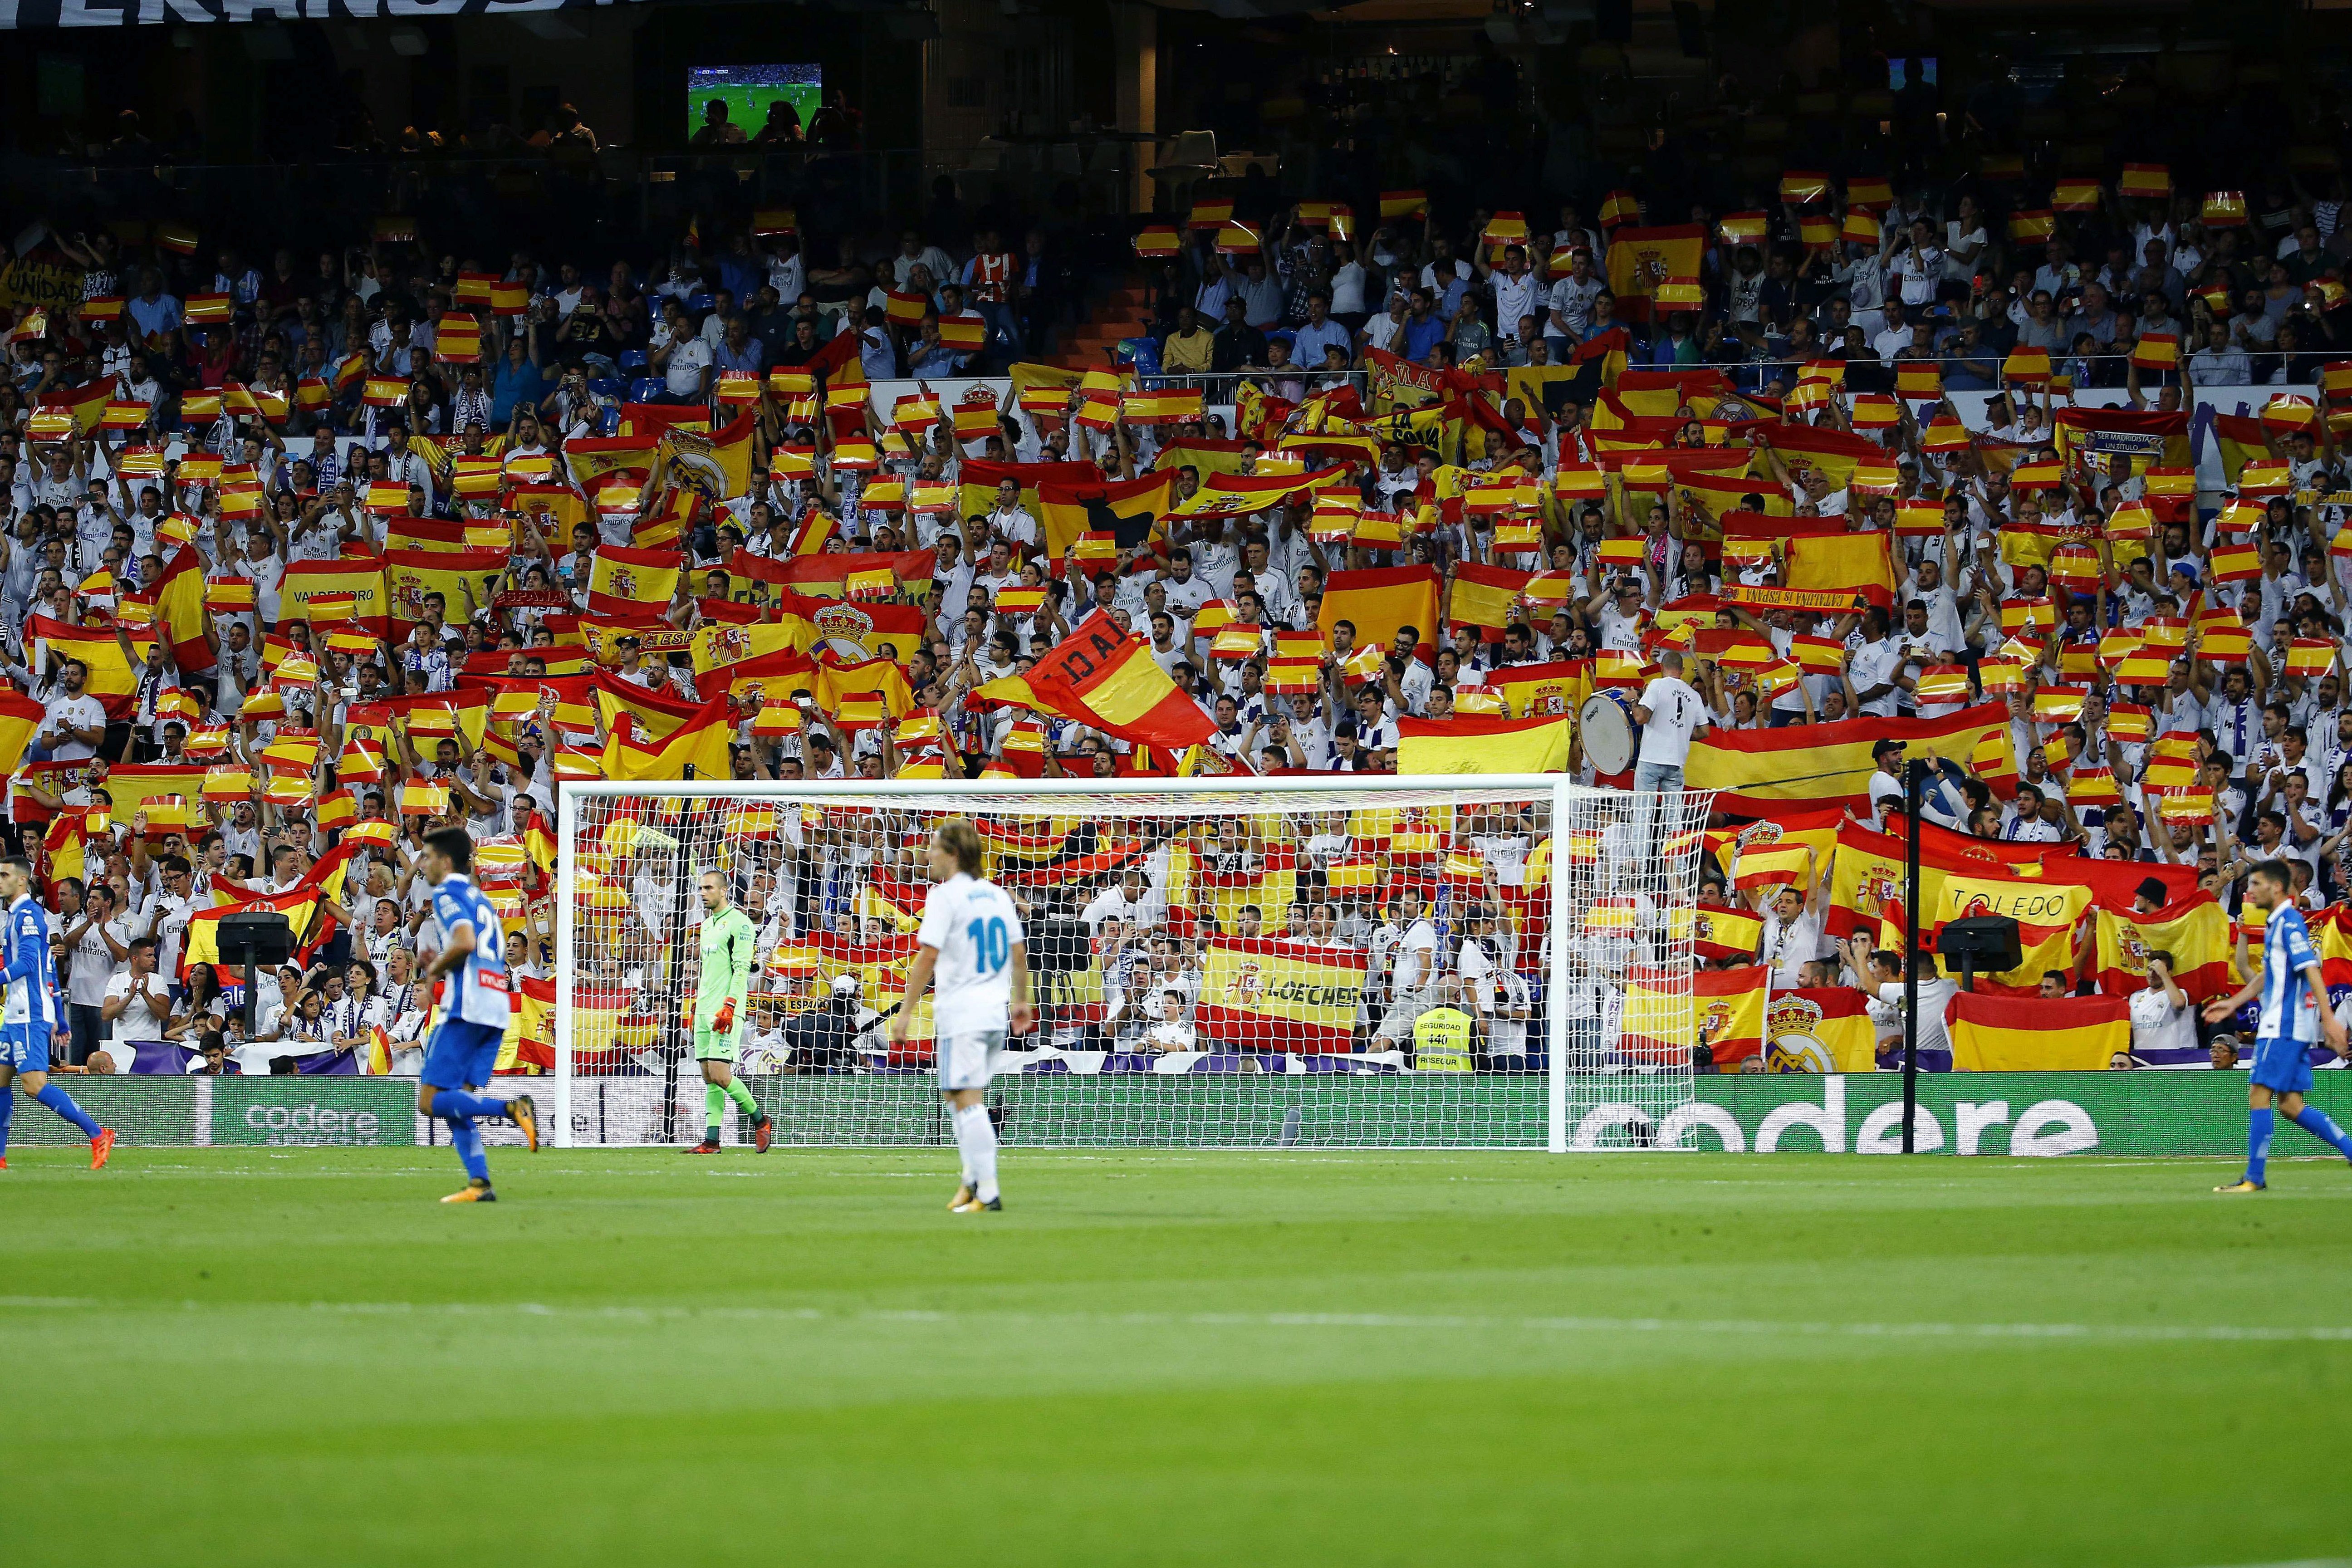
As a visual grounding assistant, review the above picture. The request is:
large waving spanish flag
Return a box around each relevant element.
[496,975,560,1073]
[102,762,218,823]
[1035,468,1173,558]
[1620,964,1766,1068]
[25,617,148,721]
[956,458,1105,529]
[386,547,508,623]
[1195,937,1366,1054]
[656,411,757,501]
[2087,895,2234,1002]
[592,667,710,746]
[1396,714,1570,774]
[1687,702,2009,815]
[1022,611,1215,750]
[1947,991,2128,1070]
[602,694,731,781]
[0,690,43,775]
[134,545,215,674]
[1318,565,1443,654]
[1603,224,1707,323]
[281,559,393,628]
[587,544,684,619]
[2208,412,2267,488]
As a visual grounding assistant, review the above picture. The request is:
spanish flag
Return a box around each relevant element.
[883,289,928,325]
[1931,872,2093,993]
[0,690,44,776]
[434,315,483,363]
[587,544,683,618]
[1034,468,1172,558]
[386,547,508,626]
[602,694,732,781]
[1194,937,1365,1053]
[1733,842,1814,892]
[25,617,147,720]
[592,667,712,748]
[2120,164,2171,200]
[2052,176,2102,211]
[179,856,356,978]
[1604,225,1708,322]
[1014,613,1213,749]
[1395,714,1570,774]
[280,559,392,627]
[1688,702,2009,815]
[656,411,757,501]
[957,457,1106,531]
[1948,991,2129,1070]
[1447,562,1531,636]
[2088,895,2234,1003]
[1317,565,1442,654]
[1691,903,1764,964]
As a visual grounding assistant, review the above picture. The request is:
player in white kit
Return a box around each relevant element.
[891,817,1032,1213]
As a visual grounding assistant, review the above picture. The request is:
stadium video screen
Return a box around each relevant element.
[688,64,821,139]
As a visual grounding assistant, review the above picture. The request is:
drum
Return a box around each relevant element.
[1578,690,1640,776]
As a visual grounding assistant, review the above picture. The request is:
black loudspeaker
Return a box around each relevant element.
[1937,915,2021,975]
[1026,918,1094,975]
[216,910,295,969]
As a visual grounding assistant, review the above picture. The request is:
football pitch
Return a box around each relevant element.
[3,1147,2349,1567]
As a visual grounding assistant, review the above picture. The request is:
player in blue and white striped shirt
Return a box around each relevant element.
[0,856,113,1171]
[2203,859,2352,1192]
[415,828,537,1203]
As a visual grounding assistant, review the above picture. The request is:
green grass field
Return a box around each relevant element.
[4,1146,2350,1566]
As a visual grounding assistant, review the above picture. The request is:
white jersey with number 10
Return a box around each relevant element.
[917,871,1026,1038]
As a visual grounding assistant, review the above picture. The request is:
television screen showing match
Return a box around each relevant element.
[686,64,821,141]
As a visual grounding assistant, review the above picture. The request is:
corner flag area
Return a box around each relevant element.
[3,1149,2348,1566]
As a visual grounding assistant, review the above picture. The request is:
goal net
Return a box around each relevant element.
[551,779,1714,1150]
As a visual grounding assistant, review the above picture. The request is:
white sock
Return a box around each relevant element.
[953,1103,999,1202]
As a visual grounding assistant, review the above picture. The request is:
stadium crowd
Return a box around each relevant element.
[0,153,2347,1078]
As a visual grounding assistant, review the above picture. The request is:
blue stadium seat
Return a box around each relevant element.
[627,377,665,403]
[597,407,621,436]
[587,377,622,400]
[686,292,715,314]
[617,350,649,372]
[1117,337,1164,386]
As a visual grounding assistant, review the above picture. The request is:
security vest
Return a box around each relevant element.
[1413,1006,1476,1072]
[969,253,1015,304]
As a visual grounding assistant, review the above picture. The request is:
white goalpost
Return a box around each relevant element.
[551,777,1714,1152]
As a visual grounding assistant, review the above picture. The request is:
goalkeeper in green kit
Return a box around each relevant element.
[686,868,775,1155]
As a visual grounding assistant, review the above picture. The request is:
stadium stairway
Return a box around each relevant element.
[1041,281,1152,370]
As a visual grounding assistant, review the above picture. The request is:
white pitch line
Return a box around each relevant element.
[1,1296,2349,1346]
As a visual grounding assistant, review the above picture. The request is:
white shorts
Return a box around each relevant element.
[939,1030,1006,1092]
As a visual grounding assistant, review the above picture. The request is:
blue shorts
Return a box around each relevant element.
[421,1019,506,1091]
[0,1022,48,1075]
[2251,1035,2316,1097]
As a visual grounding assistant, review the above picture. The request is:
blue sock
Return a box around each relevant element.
[446,1116,490,1183]
[2248,1106,2275,1185]
[34,1083,101,1139]
[431,1089,506,1120]
[2289,1103,2352,1159]
[0,1086,14,1158]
